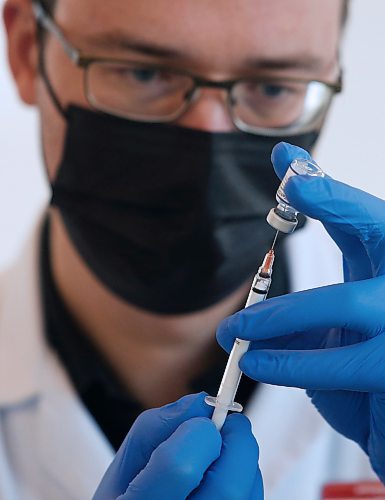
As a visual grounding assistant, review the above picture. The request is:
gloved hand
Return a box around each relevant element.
[93,392,263,499]
[217,142,385,484]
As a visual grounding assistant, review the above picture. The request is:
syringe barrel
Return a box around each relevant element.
[246,274,271,307]
[216,285,267,408]
[208,254,273,430]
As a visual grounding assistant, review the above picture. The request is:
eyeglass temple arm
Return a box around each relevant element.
[32,1,80,64]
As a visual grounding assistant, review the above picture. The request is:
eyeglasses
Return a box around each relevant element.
[33,1,342,137]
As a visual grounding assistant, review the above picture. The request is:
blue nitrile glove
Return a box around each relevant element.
[217,142,385,484]
[93,392,263,499]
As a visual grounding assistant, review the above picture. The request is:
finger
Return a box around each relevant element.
[271,141,312,180]
[271,142,375,279]
[239,334,385,392]
[285,175,385,276]
[189,414,260,499]
[94,393,212,498]
[217,278,385,352]
[124,418,221,499]
[247,328,364,352]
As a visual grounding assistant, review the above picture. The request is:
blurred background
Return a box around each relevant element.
[1,0,385,268]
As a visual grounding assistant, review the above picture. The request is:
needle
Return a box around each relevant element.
[271,229,279,251]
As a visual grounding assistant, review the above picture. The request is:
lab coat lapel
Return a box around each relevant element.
[0,218,114,499]
[35,351,114,499]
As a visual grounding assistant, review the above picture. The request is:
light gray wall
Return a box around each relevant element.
[316,0,385,192]
[1,0,385,267]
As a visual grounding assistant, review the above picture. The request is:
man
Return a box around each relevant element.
[2,0,374,498]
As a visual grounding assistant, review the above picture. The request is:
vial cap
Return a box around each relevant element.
[266,208,298,233]
[290,158,325,177]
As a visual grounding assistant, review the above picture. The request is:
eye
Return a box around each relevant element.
[131,68,159,83]
[260,84,287,97]
[241,80,294,102]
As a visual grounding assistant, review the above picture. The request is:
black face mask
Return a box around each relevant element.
[50,106,318,314]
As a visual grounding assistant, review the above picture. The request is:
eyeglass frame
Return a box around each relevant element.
[32,0,343,136]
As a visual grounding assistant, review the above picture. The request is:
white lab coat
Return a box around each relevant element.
[0,216,376,500]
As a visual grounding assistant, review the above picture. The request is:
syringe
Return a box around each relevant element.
[205,239,277,431]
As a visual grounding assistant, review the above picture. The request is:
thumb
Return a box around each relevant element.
[93,393,212,499]
[123,418,221,499]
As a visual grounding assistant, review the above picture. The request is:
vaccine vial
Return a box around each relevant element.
[267,158,325,233]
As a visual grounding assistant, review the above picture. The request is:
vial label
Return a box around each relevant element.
[276,158,324,205]
[276,166,296,204]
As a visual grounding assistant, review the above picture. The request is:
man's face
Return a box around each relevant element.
[6,0,343,179]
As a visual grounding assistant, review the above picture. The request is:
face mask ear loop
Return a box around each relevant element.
[37,36,69,121]
[35,25,70,188]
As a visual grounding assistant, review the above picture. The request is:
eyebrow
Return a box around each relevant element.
[246,55,329,73]
[82,32,184,59]
[82,32,330,73]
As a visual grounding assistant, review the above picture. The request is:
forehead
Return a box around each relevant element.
[57,0,343,74]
